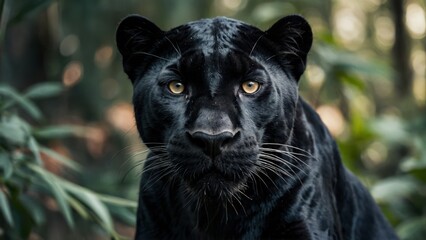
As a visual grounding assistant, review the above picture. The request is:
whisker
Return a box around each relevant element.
[141,164,174,191]
[164,36,182,56]
[261,143,312,156]
[254,166,281,190]
[259,151,309,173]
[266,51,298,62]
[140,160,170,174]
[231,193,247,216]
[132,51,170,61]
[121,153,169,182]
[258,157,291,174]
[260,146,312,159]
[259,156,304,187]
[227,194,239,215]
[260,148,312,170]
[260,143,316,164]
[248,168,269,191]
[249,33,265,57]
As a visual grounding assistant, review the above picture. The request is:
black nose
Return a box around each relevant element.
[187,131,236,159]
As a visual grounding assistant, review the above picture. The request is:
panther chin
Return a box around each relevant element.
[182,166,251,200]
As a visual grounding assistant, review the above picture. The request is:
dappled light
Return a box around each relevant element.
[374,15,395,48]
[106,102,136,133]
[406,2,426,38]
[316,105,346,137]
[62,61,83,87]
[334,6,366,49]
[60,35,80,57]
[95,45,114,69]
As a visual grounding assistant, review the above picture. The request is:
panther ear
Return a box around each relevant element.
[116,15,164,81]
[265,15,313,80]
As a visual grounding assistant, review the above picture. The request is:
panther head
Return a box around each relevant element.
[116,15,312,200]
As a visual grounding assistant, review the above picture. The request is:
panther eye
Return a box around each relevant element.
[241,81,260,94]
[167,80,185,94]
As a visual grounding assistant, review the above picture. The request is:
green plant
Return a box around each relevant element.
[370,115,426,240]
[0,83,137,239]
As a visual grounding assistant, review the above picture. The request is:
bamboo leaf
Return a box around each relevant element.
[108,206,136,226]
[62,182,113,232]
[0,153,13,179]
[371,177,419,203]
[19,195,45,226]
[24,82,63,99]
[29,164,74,228]
[67,196,90,219]
[315,45,391,78]
[40,146,81,171]
[96,194,137,208]
[0,86,42,120]
[0,190,14,226]
[28,137,42,165]
[33,125,87,139]
[59,180,134,236]
[397,217,426,240]
[0,115,31,146]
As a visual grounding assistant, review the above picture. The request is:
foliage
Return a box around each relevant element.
[370,115,426,240]
[0,83,137,239]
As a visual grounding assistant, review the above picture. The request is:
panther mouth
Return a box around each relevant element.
[184,168,247,198]
[168,134,259,198]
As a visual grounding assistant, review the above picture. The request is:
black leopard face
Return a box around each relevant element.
[116,16,312,199]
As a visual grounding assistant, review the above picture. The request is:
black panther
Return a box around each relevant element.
[116,14,398,239]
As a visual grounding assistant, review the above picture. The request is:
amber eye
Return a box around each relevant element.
[167,80,185,94]
[241,81,260,94]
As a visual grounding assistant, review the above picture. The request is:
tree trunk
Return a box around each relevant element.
[390,0,413,97]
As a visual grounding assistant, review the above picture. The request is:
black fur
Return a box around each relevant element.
[116,15,398,240]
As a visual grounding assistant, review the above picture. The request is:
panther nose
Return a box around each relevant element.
[187,131,237,159]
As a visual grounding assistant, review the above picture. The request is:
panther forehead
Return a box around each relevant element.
[184,17,248,55]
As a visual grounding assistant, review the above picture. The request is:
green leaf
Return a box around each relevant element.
[0,86,42,120]
[0,190,14,226]
[338,72,365,91]
[0,115,31,146]
[62,181,114,232]
[0,153,13,179]
[78,191,113,229]
[67,196,90,219]
[96,194,137,208]
[108,206,136,226]
[33,125,87,139]
[28,137,42,165]
[19,195,45,226]
[401,157,426,172]
[397,217,426,240]
[8,188,33,239]
[371,177,419,203]
[40,146,81,171]
[28,164,74,228]
[315,45,391,78]
[371,116,408,143]
[401,158,426,183]
[24,82,63,99]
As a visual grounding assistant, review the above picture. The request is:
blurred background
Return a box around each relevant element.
[0,0,425,239]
